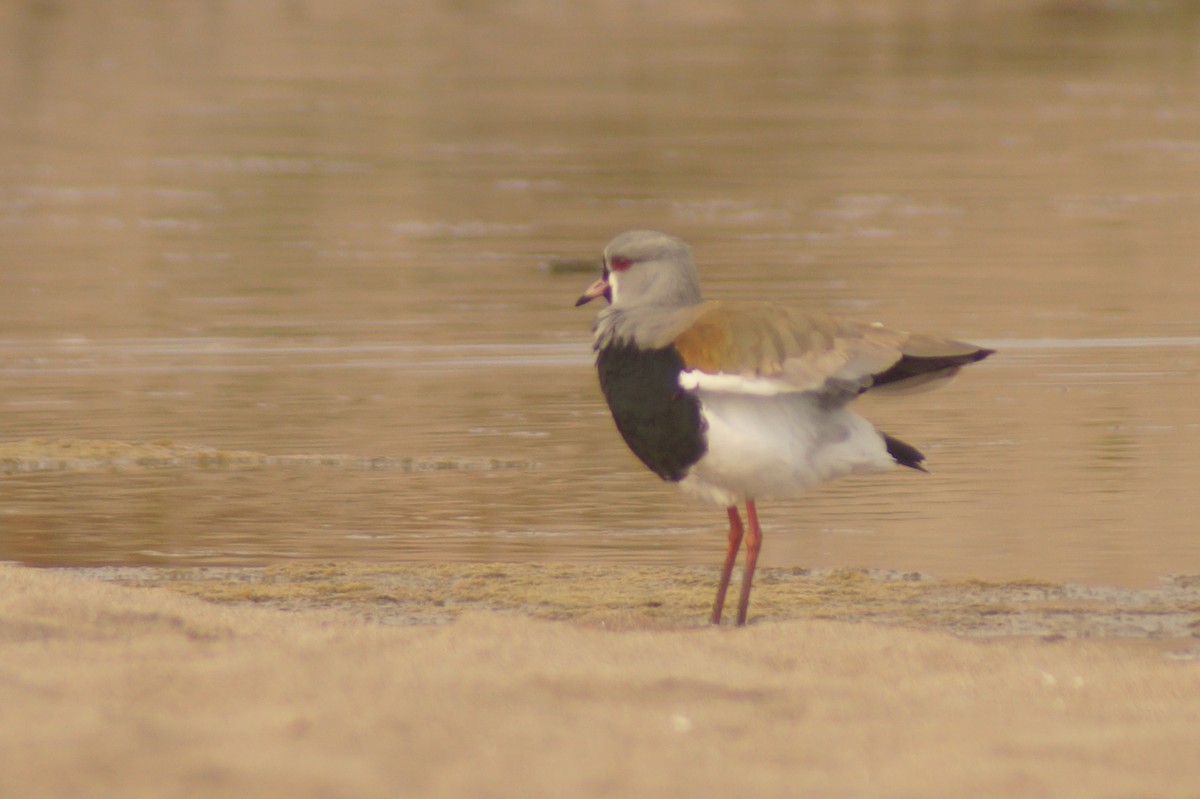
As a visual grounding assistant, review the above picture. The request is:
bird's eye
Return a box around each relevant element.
[610,256,633,272]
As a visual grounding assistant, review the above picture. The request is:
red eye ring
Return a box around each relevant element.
[610,256,633,272]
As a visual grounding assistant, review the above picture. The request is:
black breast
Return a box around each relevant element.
[595,342,707,482]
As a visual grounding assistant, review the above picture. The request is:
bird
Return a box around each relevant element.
[575,230,993,626]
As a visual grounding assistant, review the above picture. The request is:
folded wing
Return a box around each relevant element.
[672,302,993,401]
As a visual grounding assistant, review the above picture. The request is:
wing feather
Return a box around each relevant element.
[672,302,992,399]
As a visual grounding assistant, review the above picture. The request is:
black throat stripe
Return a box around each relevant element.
[595,342,707,482]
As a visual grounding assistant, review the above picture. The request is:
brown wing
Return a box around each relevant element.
[672,301,992,396]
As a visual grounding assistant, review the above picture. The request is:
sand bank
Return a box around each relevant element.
[3,563,1199,798]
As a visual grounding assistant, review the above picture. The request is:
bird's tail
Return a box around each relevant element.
[882,432,928,473]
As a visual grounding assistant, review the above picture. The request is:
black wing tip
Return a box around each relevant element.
[883,433,928,473]
[869,346,994,391]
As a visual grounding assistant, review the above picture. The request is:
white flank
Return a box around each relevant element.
[677,392,894,506]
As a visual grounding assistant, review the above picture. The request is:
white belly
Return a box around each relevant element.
[678,391,894,507]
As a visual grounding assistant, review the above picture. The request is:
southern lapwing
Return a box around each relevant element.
[575,230,993,626]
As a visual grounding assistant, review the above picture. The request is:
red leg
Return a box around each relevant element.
[735,500,762,626]
[710,506,744,625]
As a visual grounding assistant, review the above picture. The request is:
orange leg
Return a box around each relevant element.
[710,505,744,625]
[735,500,762,626]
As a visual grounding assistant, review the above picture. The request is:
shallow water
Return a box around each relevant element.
[3,1,1200,587]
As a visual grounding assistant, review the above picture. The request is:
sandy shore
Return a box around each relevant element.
[3,563,1199,798]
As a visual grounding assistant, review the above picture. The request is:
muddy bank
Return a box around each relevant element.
[81,562,1200,651]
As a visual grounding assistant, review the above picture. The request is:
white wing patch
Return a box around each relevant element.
[678,370,802,396]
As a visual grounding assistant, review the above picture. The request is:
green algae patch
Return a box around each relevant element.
[0,438,537,474]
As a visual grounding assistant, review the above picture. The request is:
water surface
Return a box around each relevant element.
[2,1,1199,587]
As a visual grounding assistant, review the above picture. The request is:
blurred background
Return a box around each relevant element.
[1,0,1198,585]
